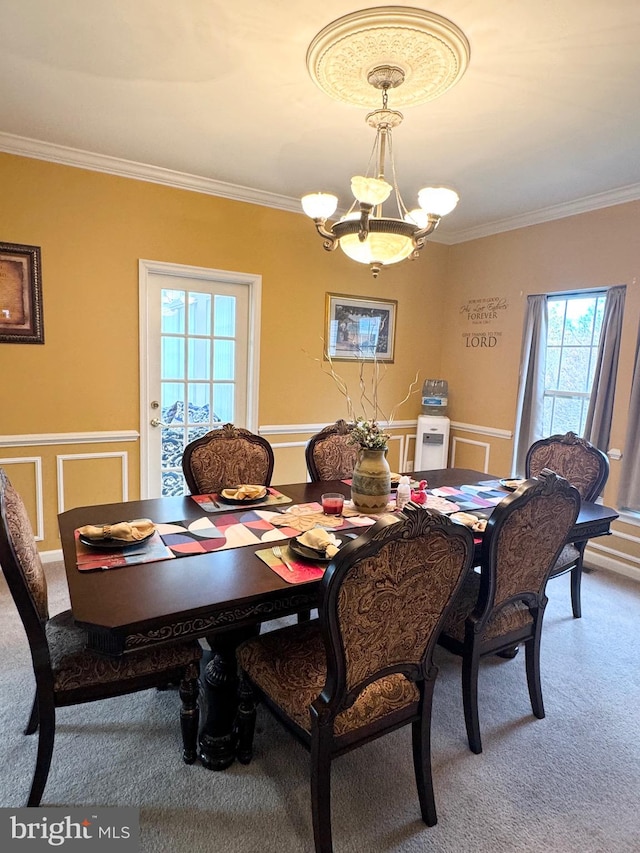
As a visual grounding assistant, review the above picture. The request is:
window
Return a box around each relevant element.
[544,292,607,436]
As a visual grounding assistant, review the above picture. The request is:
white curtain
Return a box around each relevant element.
[584,285,626,452]
[618,321,640,511]
[511,294,548,475]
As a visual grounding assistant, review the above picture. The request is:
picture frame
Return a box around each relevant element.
[0,242,44,344]
[325,292,397,362]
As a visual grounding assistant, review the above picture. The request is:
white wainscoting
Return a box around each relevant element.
[450,436,491,471]
[0,431,138,550]
[56,451,129,513]
[0,456,44,541]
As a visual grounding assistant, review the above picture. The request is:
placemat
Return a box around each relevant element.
[190,487,292,513]
[74,530,176,571]
[255,544,327,584]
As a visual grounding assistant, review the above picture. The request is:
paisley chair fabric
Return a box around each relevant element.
[236,504,475,852]
[438,470,581,754]
[0,468,202,806]
[525,432,609,617]
[182,423,274,495]
[305,419,358,482]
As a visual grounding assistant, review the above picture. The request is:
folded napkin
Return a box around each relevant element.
[297,528,341,558]
[221,484,267,500]
[77,519,155,542]
[450,512,480,529]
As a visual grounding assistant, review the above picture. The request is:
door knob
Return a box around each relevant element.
[150,418,167,428]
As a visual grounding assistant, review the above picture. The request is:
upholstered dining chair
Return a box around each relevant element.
[182,422,274,495]
[235,503,475,852]
[305,419,358,482]
[0,468,202,807]
[438,470,581,755]
[525,431,609,618]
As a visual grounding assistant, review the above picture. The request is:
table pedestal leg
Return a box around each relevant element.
[198,626,258,770]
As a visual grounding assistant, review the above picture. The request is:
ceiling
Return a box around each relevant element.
[1,0,640,244]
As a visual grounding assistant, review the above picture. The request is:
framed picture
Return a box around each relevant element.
[0,242,44,344]
[325,292,397,362]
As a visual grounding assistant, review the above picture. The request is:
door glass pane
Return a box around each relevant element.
[161,290,185,334]
[188,383,210,424]
[213,340,235,380]
[189,292,211,335]
[188,338,211,380]
[162,382,185,423]
[188,425,211,443]
[161,427,185,470]
[214,295,236,336]
[162,469,186,497]
[162,337,184,380]
[212,384,234,423]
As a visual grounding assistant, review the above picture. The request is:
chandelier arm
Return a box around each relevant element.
[311,219,340,251]
[412,215,441,242]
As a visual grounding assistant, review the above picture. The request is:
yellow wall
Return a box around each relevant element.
[0,152,448,548]
[441,204,640,485]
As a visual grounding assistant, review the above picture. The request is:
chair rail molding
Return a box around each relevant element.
[450,421,513,440]
[0,430,140,447]
[259,419,418,435]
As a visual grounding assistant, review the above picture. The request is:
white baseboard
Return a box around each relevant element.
[584,551,640,582]
[41,549,63,564]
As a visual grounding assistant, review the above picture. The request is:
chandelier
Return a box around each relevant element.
[301,7,470,278]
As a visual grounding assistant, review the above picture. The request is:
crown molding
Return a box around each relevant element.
[443,182,640,244]
[2,131,640,243]
[0,131,300,213]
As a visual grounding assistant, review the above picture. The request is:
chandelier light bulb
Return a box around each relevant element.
[301,192,339,220]
[417,186,459,217]
[405,208,429,229]
[350,176,393,206]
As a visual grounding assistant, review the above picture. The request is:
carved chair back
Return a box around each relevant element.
[305,419,359,482]
[477,470,581,628]
[525,432,609,502]
[182,423,274,494]
[317,504,474,723]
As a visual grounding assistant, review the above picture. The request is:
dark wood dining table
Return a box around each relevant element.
[57,467,618,771]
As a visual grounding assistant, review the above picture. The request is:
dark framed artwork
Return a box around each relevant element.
[325,292,397,362]
[0,242,44,344]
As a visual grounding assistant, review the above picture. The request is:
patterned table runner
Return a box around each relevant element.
[190,487,292,513]
[427,482,507,513]
[156,503,381,557]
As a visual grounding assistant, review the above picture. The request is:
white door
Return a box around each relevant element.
[139,260,261,498]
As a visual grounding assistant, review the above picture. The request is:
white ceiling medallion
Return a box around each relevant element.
[306,6,470,109]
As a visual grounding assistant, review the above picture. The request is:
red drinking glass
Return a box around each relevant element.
[321,493,345,515]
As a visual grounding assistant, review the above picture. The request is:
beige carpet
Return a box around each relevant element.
[0,561,638,852]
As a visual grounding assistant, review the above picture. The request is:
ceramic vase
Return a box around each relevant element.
[351,448,391,514]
